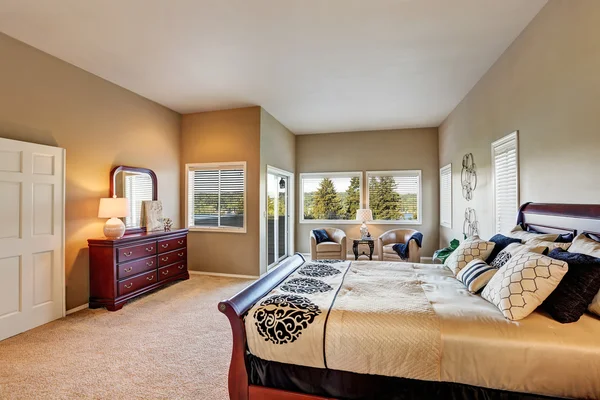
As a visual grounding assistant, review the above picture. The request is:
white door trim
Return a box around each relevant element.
[265,166,294,271]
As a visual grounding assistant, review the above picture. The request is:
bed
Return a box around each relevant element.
[218,203,600,400]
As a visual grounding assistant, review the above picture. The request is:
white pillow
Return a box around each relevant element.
[568,234,600,316]
[481,252,568,321]
[527,238,571,251]
[508,225,559,243]
[456,259,497,293]
[489,242,548,269]
[444,237,495,276]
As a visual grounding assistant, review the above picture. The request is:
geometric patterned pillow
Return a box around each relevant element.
[481,252,568,321]
[444,237,495,276]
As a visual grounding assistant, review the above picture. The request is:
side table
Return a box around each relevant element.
[352,239,374,260]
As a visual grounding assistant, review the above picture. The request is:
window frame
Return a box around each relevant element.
[439,164,452,228]
[366,170,423,225]
[185,161,247,233]
[299,171,363,224]
[491,131,519,234]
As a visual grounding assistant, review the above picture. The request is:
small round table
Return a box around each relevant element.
[352,238,375,260]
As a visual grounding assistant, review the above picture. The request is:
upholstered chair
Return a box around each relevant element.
[377,229,421,262]
[310,228,347,260]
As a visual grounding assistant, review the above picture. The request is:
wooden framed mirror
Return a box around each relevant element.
[110,166,158,234]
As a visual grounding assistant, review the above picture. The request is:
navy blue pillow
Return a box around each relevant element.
[313,229,330,245]
[486,234,522,264]
[544,249,600,323]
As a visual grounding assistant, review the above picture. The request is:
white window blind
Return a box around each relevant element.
[440,164,452,228]
[124,173,153,228]
[366,170,421,223]
[300,172,362,222]
[492,132,519,234]
[186,163,246,231]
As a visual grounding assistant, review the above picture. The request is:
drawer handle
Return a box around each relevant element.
[161,257,169,262]
[177,252,184,257]
[162,244,169,249]
[178,265,185,270]
[162,270,169,276]
[123,251,133,257]
[177,240,184,245]
[124,283,133,289]
[146,247,154,252]
[124,267,133,273]
[146,261,154,267]
[147,275,154,281]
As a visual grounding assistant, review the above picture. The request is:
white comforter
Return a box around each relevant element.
[245,260,600,399]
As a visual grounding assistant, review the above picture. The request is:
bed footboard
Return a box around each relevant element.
[218,254,307,400]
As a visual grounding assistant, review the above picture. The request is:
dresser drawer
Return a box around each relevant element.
[158,262,187,281]
[117,241,157,262]
[158,248,187,267]
[117,256,157,280]
[118,270,157,297]
[158,236,186,254]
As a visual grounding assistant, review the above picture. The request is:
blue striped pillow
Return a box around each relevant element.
[456,259,497,293]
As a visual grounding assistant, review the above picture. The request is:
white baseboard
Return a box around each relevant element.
[66,303,88,315]
[188,270,259,279]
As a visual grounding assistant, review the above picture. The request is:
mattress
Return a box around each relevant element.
[246,261,600,399]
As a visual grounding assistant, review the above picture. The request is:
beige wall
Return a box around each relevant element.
[0,33,181,310]
[439,0,600,246]
[259,109,296,274]
[180,107,261,276]
[296,128,439,258]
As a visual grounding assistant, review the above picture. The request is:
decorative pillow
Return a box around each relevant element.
[313,229,330,245]
[508,225,559,243]
[444,237,495,276]
[527,238,571,251]
[568,233,600,258]
[485,234,522,264]
[526,226,574,243]
[481,252,568,321]
[456,259,498,293]
[568,233,600,317]
[543,249,600,323]
[489,243,548,269]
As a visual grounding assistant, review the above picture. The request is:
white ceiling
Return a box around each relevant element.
[0,0,546,134]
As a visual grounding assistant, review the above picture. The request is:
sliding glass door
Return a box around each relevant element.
[267,172,289,268]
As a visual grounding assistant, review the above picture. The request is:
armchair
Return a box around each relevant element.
[310,228,347,260]
[377,229,421,262]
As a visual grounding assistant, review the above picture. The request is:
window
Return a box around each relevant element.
[492,131,519,234]
[300,172,362,223]
[186,162,246,232]
[123,172,153,228]
[440,164,452,228]
[366,170,421,224]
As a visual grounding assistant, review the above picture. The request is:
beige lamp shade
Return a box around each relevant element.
[356,208,373,222]
[98,197,129,218]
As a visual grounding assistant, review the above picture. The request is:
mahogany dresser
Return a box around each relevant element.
[88,228,189,311]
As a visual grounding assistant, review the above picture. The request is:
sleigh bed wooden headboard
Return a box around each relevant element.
[517,202,600,237]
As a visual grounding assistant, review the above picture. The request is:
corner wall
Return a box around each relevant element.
[180,107,262,276]
[295,128,439,258]
[439,0,600,246]
[0,33,181,310]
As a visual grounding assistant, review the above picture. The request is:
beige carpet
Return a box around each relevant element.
[0,275,253,400]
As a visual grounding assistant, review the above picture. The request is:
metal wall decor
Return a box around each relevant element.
[463,207,479,238]
[461,153,477,201]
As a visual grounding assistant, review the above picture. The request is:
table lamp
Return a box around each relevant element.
[356,209,373,239]
[98,196,129,239]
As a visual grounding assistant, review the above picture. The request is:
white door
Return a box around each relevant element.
[267,170,291,269]
[0,137,65,341]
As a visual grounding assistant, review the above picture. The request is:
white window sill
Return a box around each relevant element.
[188,227,247,234]
[299,220,360,225]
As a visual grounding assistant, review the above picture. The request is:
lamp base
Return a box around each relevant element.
[104,217,126,239]
[360,223,369,239]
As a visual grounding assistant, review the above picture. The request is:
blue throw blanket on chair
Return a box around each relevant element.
[392,232,423,260]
